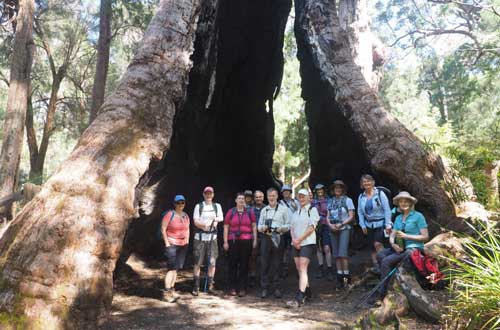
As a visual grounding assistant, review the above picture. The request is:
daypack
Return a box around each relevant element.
[198,201,220,218]
[410,249,446,290]
[228,207,253,236]
[358,186,393,223]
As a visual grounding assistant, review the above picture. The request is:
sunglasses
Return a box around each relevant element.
[176,201,185,205]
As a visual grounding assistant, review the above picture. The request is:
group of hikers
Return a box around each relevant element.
[159,174,429,307]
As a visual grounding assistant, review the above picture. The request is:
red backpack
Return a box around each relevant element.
[410,249,445,287]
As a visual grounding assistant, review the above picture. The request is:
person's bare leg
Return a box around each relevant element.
[299,257,310,292]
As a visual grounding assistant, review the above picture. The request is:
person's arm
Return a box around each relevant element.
[257,208,266,232]
[343,199,356,226]
[297,225,315,244]
[296,208,319,243]
[215,204,224,222]
[252,222,257,248]
[399,228,429,242]
[161,211,170,247]
[380,192,392,229]
[193,204,206,230]
[279,209,290,233]
[223,223,229,251]
[357,195,366,230]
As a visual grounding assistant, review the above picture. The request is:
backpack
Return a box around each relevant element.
[157,210,175,240]
[198,201,220,218]
[410,249,446,290]
[376,186,392,208]
[228,207,253,236]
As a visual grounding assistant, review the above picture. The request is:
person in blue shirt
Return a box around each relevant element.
[357,174,392,273]
[368,191,429,304]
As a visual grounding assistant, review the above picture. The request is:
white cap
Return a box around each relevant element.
[297,188,309,196]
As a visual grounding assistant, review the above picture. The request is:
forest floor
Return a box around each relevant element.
[99,249,444,330]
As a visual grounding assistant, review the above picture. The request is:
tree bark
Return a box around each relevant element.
[0,0,203,328]
[0,0,35,220]
[89,0,112,124]
[484,160,500,207]
[295,0,460,230]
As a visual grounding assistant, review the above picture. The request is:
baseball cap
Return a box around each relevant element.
[203,186,214,193]
[244,190,253,196]
[297,188,309,196]
[174,195,186,202]
[314,183,325,191]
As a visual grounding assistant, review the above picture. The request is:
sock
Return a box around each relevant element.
[337,270,343,275]
[343,270,349,275]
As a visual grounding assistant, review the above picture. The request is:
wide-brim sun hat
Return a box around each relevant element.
[330,180,347,190]
[281,184,292,192]
[393,191,417,204]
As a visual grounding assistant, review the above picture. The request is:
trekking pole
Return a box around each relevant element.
[354,254,410,308]
[204,220,216,293]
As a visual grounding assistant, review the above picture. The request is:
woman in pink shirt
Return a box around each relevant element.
[223,192,257,297]
[161,195,190,302]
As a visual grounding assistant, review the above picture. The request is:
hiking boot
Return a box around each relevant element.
[229,289,237,296]
[238,290,247,297]
[192,277,200,296]
[261,288,269,299]
[372,264,381,275]
[172,288,180,300]
[163,289,177,303]
[285,299,300,308]
[274,289,282,298]
[297,290,306,306]
[315,265,324,279]
[345,274,352,286]
[208,283,217,295]
[336,274,345,290]
[305,287,312,300]
[326,268,334,282]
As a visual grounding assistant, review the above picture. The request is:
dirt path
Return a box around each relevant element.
[100,252,441,330]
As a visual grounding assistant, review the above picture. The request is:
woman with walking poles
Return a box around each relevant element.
[367,191,429,304]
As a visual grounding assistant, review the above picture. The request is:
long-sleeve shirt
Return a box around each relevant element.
[357,188,392,229]
[257,204,290,233]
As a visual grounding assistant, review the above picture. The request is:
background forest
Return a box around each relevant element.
[0,0,499,209]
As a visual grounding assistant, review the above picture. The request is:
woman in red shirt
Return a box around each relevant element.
[161,195,190,302]
[223,192,257,297]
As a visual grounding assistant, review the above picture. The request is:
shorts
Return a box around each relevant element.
[331,229,350,258]
[164,245,188,270]
[366,227,386,246]
[321,225,332,247]
[193,238,218,267]
[293,244,315,259]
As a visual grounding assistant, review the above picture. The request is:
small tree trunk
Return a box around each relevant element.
[484,160,500,207]
[0,0,35,220]
[0,0,203,328]
[89,0,112,124]
[25,93,39,175]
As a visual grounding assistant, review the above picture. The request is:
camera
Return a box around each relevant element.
[265,219,273,231]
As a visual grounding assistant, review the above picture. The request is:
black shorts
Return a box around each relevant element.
[366,227,386,246]
[293,244,315,259]
[164,245,188,270]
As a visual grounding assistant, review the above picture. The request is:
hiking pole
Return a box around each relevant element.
[204,219,216,293]
[354,254,410,308]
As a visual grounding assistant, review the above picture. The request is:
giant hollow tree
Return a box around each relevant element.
[0,0,464,328]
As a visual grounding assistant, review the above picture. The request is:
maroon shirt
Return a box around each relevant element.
[224,208,256,240]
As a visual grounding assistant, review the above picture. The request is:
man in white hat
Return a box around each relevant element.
[368,191,429,304]
[286,188,320,308]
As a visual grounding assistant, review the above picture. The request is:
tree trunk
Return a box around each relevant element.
[0,0,35,220]
[28,74,63,182]
[295,0,459,230]
[89,0,112,124]
[484,160,500,207]
[0,0,203,328]
[25,93,38,174]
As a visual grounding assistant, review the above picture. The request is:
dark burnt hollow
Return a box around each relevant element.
[123,0,293,258]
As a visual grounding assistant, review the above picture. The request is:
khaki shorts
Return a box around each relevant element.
[193,238,218,267]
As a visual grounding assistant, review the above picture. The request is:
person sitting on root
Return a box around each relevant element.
[223,192,257,297]
[286,188,320,308]
[311,183,333,280]
[327,180,355,289]
[161,195,190,303]
[368,191,429,304]
[357,174,392,274]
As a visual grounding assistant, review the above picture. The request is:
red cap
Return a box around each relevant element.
[203,186,214,193]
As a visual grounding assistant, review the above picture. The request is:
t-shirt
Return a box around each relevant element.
[393,210,428,250]
[279,198,299,220]
[224,208,256,240]
[312,198,329,224]
[163,211,190,246]
[193,202,223,233]
[253,204,266,225]
[327,196,355,230]
[290,204,320,247]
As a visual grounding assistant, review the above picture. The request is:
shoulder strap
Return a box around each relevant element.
[308,205,314,217]
[198,202,204,218]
